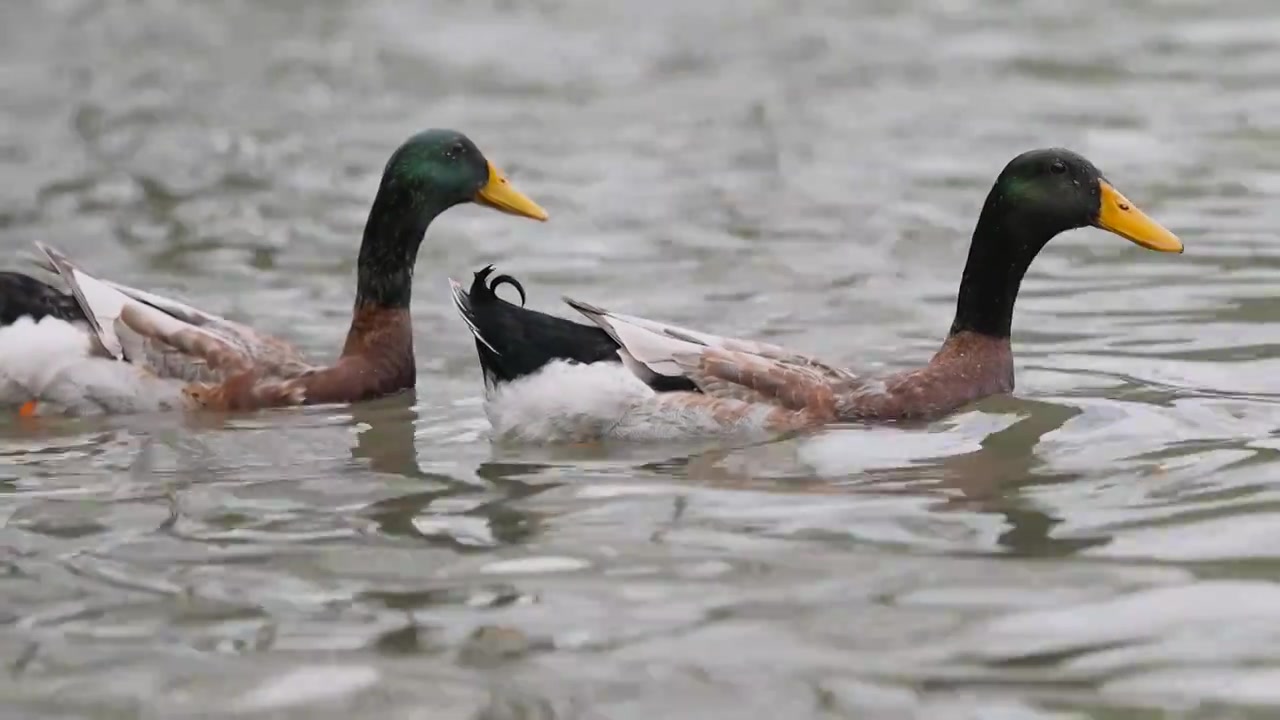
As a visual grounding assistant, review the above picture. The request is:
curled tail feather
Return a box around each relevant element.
[450,264,527,355]
[472,264,527,307]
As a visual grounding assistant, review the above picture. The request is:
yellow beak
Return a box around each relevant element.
[474,161,549,221]
[1094,181,1182,253]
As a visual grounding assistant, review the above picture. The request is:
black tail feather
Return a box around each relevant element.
[451,265,622,385]
[481,268,526,308]
[0,272,85,326]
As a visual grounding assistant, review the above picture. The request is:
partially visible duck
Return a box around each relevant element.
[0,129,547,417]
[450,148,1184,443]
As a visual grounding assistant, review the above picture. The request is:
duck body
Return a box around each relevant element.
[452,148,1185,444]
[0,129,547,418]
[0,244,323,416]
[453,267,1014,443]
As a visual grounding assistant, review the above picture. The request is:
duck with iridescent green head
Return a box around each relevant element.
[0,128,547,416]
[450,148,1184,443]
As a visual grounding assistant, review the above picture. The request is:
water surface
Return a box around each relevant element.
[3,0,1280,717]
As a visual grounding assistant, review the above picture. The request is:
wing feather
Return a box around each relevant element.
[562,295,862,414]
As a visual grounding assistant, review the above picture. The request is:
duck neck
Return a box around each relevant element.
[342,189,447,360]
[352,189,446,310]
[947,193,1050,339]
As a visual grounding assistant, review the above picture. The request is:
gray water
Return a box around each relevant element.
[3,0,1280,717]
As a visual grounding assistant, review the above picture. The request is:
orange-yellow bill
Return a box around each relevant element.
[1095,181,1183,253]
[474,161,549,221]
[19,401,37,418]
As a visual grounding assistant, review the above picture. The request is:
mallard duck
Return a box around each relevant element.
[0,129,547,417]
[450,148,1183,443]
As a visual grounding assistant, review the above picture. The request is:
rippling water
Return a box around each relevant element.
[3,0,1280,717]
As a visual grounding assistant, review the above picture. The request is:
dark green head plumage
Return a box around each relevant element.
[993,148,1106,233]
[356,128,547,309]
[949,147,1183,338]
[379,129,493,209]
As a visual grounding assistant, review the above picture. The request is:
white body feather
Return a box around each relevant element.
[482,360,653,442]
[0,316,186,415]
[482,360,782,443]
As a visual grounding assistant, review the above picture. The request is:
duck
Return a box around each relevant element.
[0,128,547,417]
[450,148,1184,443]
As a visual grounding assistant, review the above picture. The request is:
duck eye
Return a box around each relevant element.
[1050,160,1067,175]
[446,142,466,160]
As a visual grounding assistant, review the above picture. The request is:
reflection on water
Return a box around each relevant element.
[5,0,1280,717]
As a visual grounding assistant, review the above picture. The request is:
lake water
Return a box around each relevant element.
[3,0,1280,717]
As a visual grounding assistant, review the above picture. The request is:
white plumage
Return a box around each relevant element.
[0,315,186,415]
[0,242,314,417]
